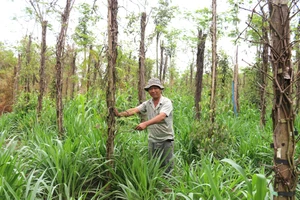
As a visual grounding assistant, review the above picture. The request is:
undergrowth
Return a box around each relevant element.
[0,87,297,199]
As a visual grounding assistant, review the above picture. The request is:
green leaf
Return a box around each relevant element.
[203,161,222,200]
[252,174,268,200]
[221,158,253,198]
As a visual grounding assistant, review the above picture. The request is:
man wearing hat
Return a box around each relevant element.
[114,77,174,174]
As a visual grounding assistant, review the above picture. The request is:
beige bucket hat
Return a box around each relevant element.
[144,78,164,91]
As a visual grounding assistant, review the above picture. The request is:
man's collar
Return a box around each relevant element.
[151,95,164,104]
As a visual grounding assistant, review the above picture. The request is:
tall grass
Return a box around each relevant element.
[0,133,25,199]
[0,87,297,199]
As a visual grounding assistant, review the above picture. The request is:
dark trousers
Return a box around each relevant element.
[148,140,174,174]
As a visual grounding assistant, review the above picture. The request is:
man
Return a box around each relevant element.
[114,78,174,174]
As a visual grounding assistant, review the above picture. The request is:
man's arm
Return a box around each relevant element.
[114,107,140,117]
[135,112,166,130]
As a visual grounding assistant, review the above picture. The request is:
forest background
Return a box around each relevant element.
[0,0,299,199]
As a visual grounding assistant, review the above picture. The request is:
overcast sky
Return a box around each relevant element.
[0,0,212,44]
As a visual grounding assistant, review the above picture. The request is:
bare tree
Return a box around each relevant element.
[195,29,207,120]
[38,20,48,117]
[295,18,300,113]
[92,47,105,86]
[268,1,298,199]
[138,12,146,105]
[13,54,21,104]
[159,40,164,81]
[162,52,168,83]
[233,46,239,114]
[27,0,54,118]
[24,35,32,105]
[106,0,118,187]
[190,49,195,88]
[138,12,147,122]
[55,0,74,134]
[86,45,93,100]
[210,0,217,134]
[153,1,176,77]
[70,50,77,100]
[260,9,269,126]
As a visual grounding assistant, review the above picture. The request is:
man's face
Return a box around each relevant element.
[148,86,162,99]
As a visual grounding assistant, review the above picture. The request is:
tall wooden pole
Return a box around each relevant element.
[210,0,217,134]
[268,1,297,199]
[37,20,47,118]
[138,12,146,105]
[106,0,118,188]
[55,0,74,134]
[195,29,207,120]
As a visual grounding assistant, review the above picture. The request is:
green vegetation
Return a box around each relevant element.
[1,0,299,199]
[1,85,294,200]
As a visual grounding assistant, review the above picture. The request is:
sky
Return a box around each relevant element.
[0,0,254,72]
[1,0,27,45]
[0,0,211,44]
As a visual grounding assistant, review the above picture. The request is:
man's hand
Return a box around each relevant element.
[113,108,121,117]
[135,112,166,130]
[135,122,147,130]
[114,108,129,117]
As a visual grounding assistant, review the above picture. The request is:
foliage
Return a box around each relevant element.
[1,1,300,199]
[245,10,267,45]
[0,80,298,199]
[241,67,260,106]
[184,7,211,32]
[0,44,17,108]
[0,43,17,70]
[222,158,270,200]
[0,35,295,198]
[153,0,178,33]
[225,0,244,39]
[0,133,26,199]
[13,92,38,117]
[112,151,165,199]
[73,2,99,48]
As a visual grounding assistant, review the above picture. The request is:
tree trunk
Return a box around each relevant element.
[295,18,300,113]
[195,29,207,120]
[25,35,32,105]
[64,47,74,99]
[138,12,147,122]
[37,20,48,118]
[189,63,193,88]
[93,48,104,86]
[169,55,174,87]
[13,54,21,104]
[71,51,77,100]
[92,59,98,86]
[87,45,93,100]
[156,32,160,77]
[124,52,132,83]
[55,0,73,134]
[138,12,146,104]
[190,50,194,89]
[106,0,118,188]
[159,40,164,81]
[268,1,298,199]
[260,16,269,126]
[233,46,239,115]
[210,0,217,134]
[64,49,70,99]
[162,53,168,84]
